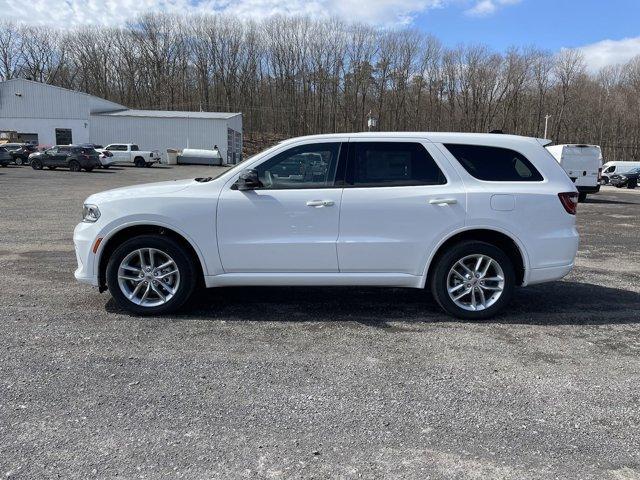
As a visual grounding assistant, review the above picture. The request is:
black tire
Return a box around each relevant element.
[134,157,146,168]
[627,179,637,189]
[31,159,43,170]
[15,157,24,166]
[430,241,516,320]
[578,192,587,202]
[615,184,623,189]
[68,160,81,172]
[106,235,197,316]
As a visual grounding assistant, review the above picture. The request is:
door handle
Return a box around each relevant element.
[306,200,335,207]
[429,198,458,205]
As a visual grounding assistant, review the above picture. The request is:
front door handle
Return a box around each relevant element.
[306,200,335,207]
[429,198,458,205]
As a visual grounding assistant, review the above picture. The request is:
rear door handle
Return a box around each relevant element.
[306,200,335,207]
[429,198,458,205]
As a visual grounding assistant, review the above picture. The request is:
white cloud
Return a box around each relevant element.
[464,0,520,17]
[0,0,445,27]
[574,37,640,72]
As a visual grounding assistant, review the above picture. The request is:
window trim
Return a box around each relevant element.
[251,141,347,191]
[344,140,449,189]
[442,143,545,183]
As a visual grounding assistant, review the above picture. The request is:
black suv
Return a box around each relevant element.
[0,146,12,167]
[30,145,101,172]
[2,143,39,165]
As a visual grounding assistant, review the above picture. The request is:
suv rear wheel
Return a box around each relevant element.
[430,241,515,320]
[106,235,197,315]
[69,160,81,172]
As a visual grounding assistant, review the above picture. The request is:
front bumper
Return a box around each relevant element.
[73,221,100,286]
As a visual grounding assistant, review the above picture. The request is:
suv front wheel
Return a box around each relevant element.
[430,241,515,320]
[106,235,197,315]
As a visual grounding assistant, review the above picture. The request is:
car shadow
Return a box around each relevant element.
[585,197,639,205]
[105,281,640,327]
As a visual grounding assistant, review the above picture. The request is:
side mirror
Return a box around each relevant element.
[233,169,262,191]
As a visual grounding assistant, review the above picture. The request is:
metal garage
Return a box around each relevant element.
[0,78,243,164]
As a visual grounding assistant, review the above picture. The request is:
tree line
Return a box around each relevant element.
[1,14,640,160]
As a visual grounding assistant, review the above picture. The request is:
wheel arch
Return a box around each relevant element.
[422,227,529,288]
[96,223,206,291]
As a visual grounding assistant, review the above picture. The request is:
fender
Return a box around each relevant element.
[418,224,531,288]
[92,217,210,279]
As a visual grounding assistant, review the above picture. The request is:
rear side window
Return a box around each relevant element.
[348,142,446,187]
[131,145,139,151]
[444,144,543,182]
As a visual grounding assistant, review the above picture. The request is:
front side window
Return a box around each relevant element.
[255,142,342,189]
[444,144,543,182]
[347,142,446,187]
[131,145,139,151]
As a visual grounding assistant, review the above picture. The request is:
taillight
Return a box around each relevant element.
[558,192,578,215]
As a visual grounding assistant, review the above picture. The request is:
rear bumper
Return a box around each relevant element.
[526,262,574,285]
[576,185,600,194]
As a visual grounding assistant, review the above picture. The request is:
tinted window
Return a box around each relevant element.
[347,142,445,187]
[107,145,126,151]
[131,145,139,151]
[444,144,543,182]
[255,143,341,189]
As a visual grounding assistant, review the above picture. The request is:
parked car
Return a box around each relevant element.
[74,132,579,320]
[609,167,640,189]
[2,142,39,165]
[0,146,12,166]
[601,161,640,185]
[97,143,161,167]
[546,144,602,202]
[80,143,116,168]
[30,145,101,172]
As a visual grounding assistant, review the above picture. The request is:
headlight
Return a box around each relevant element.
[82,204,101,223]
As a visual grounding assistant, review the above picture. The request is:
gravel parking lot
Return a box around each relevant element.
[1,164,639,479]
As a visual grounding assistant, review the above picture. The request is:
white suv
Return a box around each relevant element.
[74,133,579,319]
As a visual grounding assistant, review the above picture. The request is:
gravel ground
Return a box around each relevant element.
[1,164,639,480]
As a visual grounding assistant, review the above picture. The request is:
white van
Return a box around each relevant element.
[545,144,602,201]
[601,161,640,185]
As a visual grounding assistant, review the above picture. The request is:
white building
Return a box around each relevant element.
[0,78,243,163]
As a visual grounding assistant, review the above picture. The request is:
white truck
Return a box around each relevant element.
[98,144,162,168]
[545,144,602,202]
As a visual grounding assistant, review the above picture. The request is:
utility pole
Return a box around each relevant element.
[544,114,551,139]
[367,110,377,132]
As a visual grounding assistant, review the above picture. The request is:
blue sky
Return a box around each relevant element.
[4,0,640,71]
[416,0,640,52]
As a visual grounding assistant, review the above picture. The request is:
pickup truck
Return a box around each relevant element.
[98,144,162,168]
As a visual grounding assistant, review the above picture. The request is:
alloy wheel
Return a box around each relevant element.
[446,254,505,312]
[117,248,181,307]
